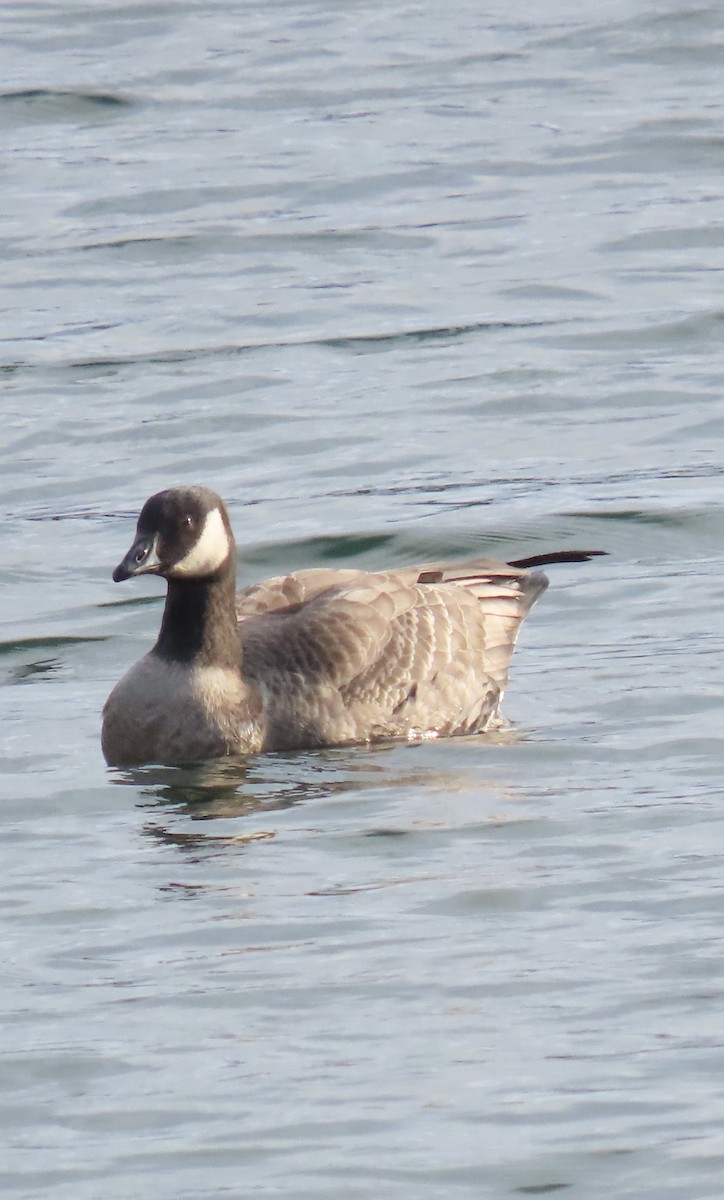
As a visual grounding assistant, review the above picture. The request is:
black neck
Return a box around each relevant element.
[154,554,240,668]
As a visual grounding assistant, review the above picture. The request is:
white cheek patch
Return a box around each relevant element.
[172,507,230,577]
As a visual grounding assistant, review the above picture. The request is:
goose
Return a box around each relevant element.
[101,486,602,767]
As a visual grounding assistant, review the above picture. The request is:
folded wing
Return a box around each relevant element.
[236,560,547,751]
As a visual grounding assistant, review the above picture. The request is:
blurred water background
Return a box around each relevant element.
[1,1,724,1197]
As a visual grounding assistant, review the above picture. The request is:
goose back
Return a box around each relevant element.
[236,559,547,751]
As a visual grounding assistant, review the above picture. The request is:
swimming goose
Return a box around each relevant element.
[101,486,602,767]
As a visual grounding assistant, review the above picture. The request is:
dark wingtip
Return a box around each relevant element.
[509,549,608,569]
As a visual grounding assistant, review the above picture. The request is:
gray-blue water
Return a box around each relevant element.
[2,1,724,1197]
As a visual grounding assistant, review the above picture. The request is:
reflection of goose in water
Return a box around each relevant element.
[102,486,603,768]
[127,739,532,864]
[114,750,358,821]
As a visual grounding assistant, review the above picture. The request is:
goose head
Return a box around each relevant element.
[113,486,235,583]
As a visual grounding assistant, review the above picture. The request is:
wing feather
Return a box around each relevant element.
[237,560,547,750]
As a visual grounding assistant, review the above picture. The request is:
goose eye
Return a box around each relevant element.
[184,514,194,528]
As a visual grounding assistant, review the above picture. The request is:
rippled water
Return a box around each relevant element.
[2,1,724,1197]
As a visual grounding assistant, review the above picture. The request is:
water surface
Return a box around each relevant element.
[1,2,724,1197]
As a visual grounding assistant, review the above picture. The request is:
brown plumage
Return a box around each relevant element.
[101,486,602,767]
